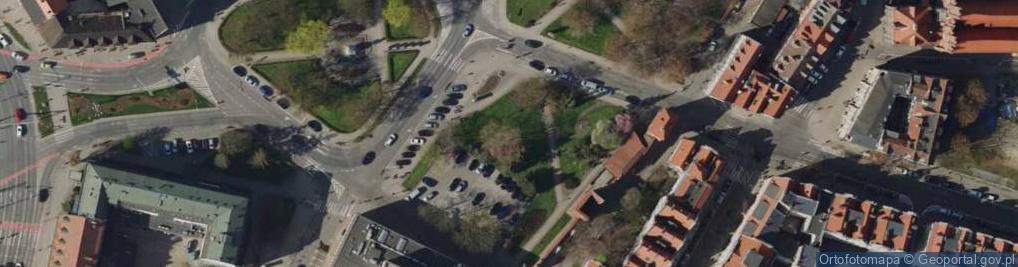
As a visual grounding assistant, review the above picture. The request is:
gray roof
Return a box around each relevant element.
[848,70,913,149]
[34,0,167,48]
[744,250,766,267]
[76,164,248,263]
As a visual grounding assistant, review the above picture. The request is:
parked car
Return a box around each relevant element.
[544,67,558,76]
[10,51,26,61]
[448,84,467,92]
[405,186,427,201]
[418,86,433,98]
[0,34,10,47]
[402,151,416,158]
[472,193,486,206]
[163,142,173,156]
[447,93,464,100]
[258,85,274,97]
[580,79,603,91]
[450,178,463,192]
[427,113,445,121]
[489,202,504,215]
[37,188,49,202]
[15,124,25,137]
[423,191,439,202]
[232,65,247,76]
[474,162,487,175]
[480,164,495,177]
[434,106,450,114]
[410,137,426,145]
[965,189,983,199]
[307,120,323,132]
[982,193,999,202]
[185,139,195,154]
[463,24,475,37]
[442,98,459,106]
[468,159,480,171]
[14,108,26,123]
[384,133,399,147]
[454,179,467,192]
[12,65,28,73]
[524,39,543,48]
[40,61,57,69]
[422,177,438,187]
[246,75,260,86]
[424,122,439,128]
[206,138,219,150]
[598,86,616,96]
[528,60,545,70]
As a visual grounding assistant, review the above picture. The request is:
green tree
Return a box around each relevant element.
[590,120,622,149]
[220,130,255,157]
[248,148,270,169]
[120,136,135,152]
[382,0,412,28]
[214,153,230,169]
[452,213,500,253]
[285,20,330,54]
[480,122,524,166]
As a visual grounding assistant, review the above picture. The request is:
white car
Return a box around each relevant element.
[384,133,398,147]
[405,186,426,201]
[0,34,10,48]
[544,67,558,76]
[40,61,56,69]
[15,124,26,137]
[424,122,438,128]
[185,140,194,154]
[410,137,426,145]
[10,51,25,61]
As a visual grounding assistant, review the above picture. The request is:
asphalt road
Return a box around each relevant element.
[0,51,42,263]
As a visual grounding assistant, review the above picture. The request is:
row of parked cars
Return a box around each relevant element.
[232,65,275,98]
[528,60,616,96]
[922,175,999,202]
[162,138,219,156]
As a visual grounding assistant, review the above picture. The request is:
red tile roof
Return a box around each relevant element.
[869,206,915,251]
[646,108,675,142]
[709,35,764,102]
[825,194,875,240]
[50,215,104,267]
[669,138,697,171]
[724,235,776,267]
[894,0,1018,54]
[605,134,648,180]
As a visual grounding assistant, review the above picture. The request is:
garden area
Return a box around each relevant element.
[388,50,420,80]
[253,60,384,133]
[32,87,55,137]
[939,76,1018,188]
[67,84,213,125]
[220,0,345,53]
[507,0,558,27]
[383,0,435,40]
[543,13,619,55]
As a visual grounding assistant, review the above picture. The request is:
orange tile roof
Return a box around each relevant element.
[709,35,763,102]
[870,206,914,251]
[583,259,604,267]
[991,238,1013,252]
[924,222,949,252]
[669,138,697,171]
[605,134,647,180]
[659,201,698,230]
[724,235,775,267]
[892,4,938,46]
[896,0,1018,54]
[825,194,874,240]
[50,215,104,267]
[646,108,675,142]
[630,241,674,267]
[646,224,686,249]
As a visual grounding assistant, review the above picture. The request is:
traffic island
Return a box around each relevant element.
[67,83,214,125]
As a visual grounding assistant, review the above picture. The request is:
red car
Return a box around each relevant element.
[14,108,26,123]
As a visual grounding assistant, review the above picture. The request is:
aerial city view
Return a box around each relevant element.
[0,0,1017,266]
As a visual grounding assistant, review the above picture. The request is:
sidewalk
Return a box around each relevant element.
[44,86,71,132]
[520,164,605,251]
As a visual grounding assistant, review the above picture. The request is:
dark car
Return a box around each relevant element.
[450,178,463,191]
[276,98,291,109]
[447,93,464,99]
[454,151,469,164]
[396,159,412,166]
[422,176,438,187]
[418,86,433,98]
[472,193,486,206]
[468,159,480,171]
[12,65,29,73]
[38,188,49,202]
[448,84,467,92]
[528,60,545,70]
[524,39,543,48]
[232,65,248,76]
[418,129,434,137]
[442,98,459,106]
[489,202,504,215]
[463,24,475,37]
[14,108,26,123]
[407,145,421,152]
[625,95,643,106]
[362,151,376,165]
[259,85,274,97]
[307,120,323,132]
[481,164,495,177]
[434,106,450,114]
[402,151,416,158]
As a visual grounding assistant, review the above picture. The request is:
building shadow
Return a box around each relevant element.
[155,0,237,37]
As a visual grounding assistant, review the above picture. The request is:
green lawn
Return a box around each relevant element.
[3,22,30,51]
[543,14,619,55]
[68,85,213,125]
[384,0,434,40]
[388,50,419,81]
[507,0,558,27]
[455,90,549,179]
[220,0,340,53]
[254,60,383,133]
[532,215,572,255]
[556,102,621,184]
[31,87,54,137]
[402,142,439,190]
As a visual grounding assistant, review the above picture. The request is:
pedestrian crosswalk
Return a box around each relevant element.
[181,56,217,104]
[721,155,763,187]
[788,97,818,120]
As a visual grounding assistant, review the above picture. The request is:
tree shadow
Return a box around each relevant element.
[155,0,237,37]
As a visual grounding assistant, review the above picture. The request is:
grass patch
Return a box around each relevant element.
[220,0,340,53]
[556,103,621,181]
[3,22,30,51]
[543,13,619,55]
[384,0,434,40]
[31,87,55,137]
[388,50,419,81]
[509,188,556,248]
[254,60,383,133]
[507,0,558,27]
[403,143,439,190]
[67,84,213,125]
[532,215,572,255]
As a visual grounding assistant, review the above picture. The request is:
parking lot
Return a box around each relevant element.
[406,153,528,221]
